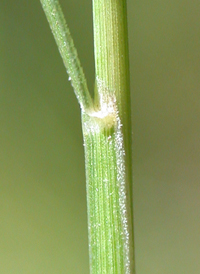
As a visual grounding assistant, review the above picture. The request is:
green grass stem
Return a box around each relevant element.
[40,0,135,273]
[40,0,93,111]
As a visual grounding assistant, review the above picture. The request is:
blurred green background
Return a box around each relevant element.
[1,0,200,273]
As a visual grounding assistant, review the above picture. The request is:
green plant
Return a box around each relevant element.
[40,0,135,273]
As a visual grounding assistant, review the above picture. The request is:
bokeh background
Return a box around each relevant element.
[1,0,200,273]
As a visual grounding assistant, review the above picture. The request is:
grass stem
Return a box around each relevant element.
[40,0,93,111]
[40,0,135,273]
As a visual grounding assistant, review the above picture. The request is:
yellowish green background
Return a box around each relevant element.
[1,0,200,273]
